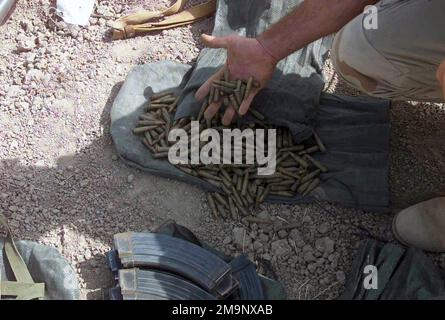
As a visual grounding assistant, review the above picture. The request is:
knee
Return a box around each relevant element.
[331,18,379,94]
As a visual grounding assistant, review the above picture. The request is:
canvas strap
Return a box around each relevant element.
[112,0,217,40]
[0,214,45,300]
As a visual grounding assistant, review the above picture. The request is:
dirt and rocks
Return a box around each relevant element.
[0,1,444,300]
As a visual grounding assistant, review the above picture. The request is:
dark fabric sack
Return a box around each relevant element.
[341,240,445,300]
[111,0,391,212]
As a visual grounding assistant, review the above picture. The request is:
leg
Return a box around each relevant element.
[331,0,445,102]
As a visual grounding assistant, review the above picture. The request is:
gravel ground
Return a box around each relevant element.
[1,1,444,300]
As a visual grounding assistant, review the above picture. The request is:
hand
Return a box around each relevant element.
[437,59,445,99]
[195,34,278,126]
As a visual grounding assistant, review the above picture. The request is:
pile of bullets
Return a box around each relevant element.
[133,72,328,220]
[132,91,179,159]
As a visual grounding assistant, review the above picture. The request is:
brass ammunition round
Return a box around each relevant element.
[209,86,215,103]
[156,96,177,104]
[220,168,232,181]
[151,91,174,101]
[206,194,219,218]
[157,146,170,153]
[236,174,243,192]
[299,145,320,155]
[277,167,300,180]
[133,126,159,134]
[303,178,321,196]
[213,88,220,102]
[245,76,254,99]
[297,180,311,194]
[144,131,153,145]
[229,94,240,112]
[245,216,273,225]
[213,80,237,89]
[224,68,230,82]
[197,170,222,181]
[241,171,249,196]
[301,169,321,184]
[280,145,305,152]
[304,155,328,173]
[213,85,233,94]
[258,185,271,203]
[236,80,242,92]
[270,191,294,197]
[313,132,327,153]
[234,90,243,106]
[138,120,165,126]
[228,196,238,220]
[288,152,308,168]
[153,152,169,159]
[149,104,170,110]
[214,192,230,209]
[168,98,179,113]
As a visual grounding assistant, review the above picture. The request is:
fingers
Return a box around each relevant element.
[201,34,230,49]
[204,100,223,120]
[195,67,225,102]
[239,88,260,116]
[222,107,237,126]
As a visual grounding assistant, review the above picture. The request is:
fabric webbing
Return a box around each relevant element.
[0,214,45,300]
[112,0,217,40]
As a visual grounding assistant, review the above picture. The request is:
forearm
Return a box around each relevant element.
[257,0,378,61]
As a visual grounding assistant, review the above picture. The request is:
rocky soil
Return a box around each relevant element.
[0,0,444,300]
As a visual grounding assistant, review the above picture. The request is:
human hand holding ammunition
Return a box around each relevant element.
[195,34,277,125]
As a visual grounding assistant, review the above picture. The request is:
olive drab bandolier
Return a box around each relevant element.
[111,0,217,40]
[0,214,45,300]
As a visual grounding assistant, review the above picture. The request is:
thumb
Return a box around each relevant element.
[201,34,230,49]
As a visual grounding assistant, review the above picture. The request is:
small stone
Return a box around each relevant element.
[308,263,317,273]
[289,229,303,241]
[318,222,330,234]
[271,239,291,256]
[303,251,316,262]
[127,174,134,183]
[336,271,346,282]
[258,233,269,243]
[253,240,263,250]
[315,237,335,254]
[111,155,118,161]
[262,253,272,261]
[277,230,288,238]
[84,250,92,260]
[233,227,251,248]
